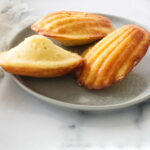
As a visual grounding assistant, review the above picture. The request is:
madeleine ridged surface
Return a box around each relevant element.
[31,11,114,46]
[0,35,82,77]
[76,25,150,89]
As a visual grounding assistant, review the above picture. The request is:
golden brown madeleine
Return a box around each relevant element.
[0,35,82,77]
[31,11,114,46]
[76,25,150,89]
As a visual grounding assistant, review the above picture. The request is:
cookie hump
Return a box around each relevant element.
[31,11,114,46]
[76,25,150,89]
[0,35,82,77]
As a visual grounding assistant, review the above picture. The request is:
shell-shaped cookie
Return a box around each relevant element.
[31,11,114,46]
[0,35,82,77]
[76,25,150,89]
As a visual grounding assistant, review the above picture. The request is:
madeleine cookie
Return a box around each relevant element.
[31,11,114,46]
[0,35,82,77]
[76,25,150,89]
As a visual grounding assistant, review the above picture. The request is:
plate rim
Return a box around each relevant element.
[11,74,150,111]
[9,13,150,111]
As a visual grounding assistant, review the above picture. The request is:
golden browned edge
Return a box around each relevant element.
[76,25,150,90]
[31,11,114,41]
[0,58,83,78]
[0,49,83,78]
[149,32,150,45]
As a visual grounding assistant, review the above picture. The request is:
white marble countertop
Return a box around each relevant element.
[0,0,150,149]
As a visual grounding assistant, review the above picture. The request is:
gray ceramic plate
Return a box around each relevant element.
[9,14,150,111]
